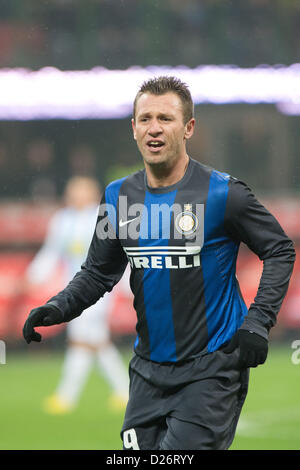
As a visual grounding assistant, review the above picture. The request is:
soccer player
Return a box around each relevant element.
[23,77,295,449]
[25,176,129,413]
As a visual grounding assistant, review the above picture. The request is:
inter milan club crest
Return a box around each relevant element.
[175,204,199,237]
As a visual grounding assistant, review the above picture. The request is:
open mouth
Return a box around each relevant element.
[147,140,165,151]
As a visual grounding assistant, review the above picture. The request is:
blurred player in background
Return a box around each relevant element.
[25,176,129,414]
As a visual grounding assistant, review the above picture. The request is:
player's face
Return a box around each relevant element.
[65,179,100,209]
[132,92,194,169]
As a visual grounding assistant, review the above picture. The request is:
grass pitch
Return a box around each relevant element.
[231,343,300,450]
[0,343,299,450]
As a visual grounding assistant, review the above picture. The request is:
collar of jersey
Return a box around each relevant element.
[144,157,194,194]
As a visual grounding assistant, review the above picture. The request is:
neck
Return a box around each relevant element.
[145,154,189,188]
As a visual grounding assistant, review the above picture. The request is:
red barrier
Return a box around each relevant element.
[0,203,58,244]
[0,252,65,340]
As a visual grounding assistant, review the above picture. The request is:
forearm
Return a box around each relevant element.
[47,271,105,322]
[47,258,127,322]
[240,240,296,338]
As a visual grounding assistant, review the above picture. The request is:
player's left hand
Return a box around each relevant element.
[223,329,268,368]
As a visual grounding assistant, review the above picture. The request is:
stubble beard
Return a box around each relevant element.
[140,141,183,178]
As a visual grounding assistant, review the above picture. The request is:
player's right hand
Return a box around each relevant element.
[23,304,64,344]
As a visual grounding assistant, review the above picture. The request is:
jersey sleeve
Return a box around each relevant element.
[47,189,128,322]
[224,178,296,339]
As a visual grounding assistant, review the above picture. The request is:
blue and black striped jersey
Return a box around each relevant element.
[49,158,295,363]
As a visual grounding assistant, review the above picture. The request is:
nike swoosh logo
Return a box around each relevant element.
[119,216,140,227]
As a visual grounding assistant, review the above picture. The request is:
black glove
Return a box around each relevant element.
[223,329,268,368]
[23,304,64,344]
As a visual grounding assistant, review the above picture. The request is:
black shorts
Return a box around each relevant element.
[121,349,249,450]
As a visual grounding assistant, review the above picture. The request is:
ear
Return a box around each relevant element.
[184,118,195,140]
[131,118,137,140]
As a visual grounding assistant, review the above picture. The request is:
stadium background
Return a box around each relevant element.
[0,0,300,450]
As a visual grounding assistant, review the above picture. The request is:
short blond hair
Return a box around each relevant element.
[133,76,194,124]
